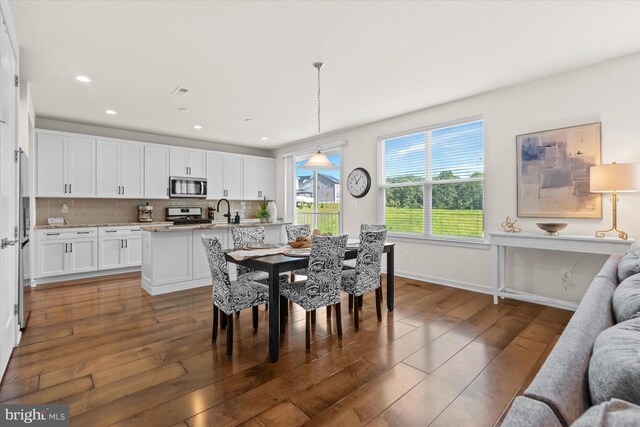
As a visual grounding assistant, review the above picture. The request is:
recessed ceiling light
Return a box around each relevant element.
[244,118,253,122]
[75,75,91,83]
[194,125,202,130]
[105,109,117,115]
[178,107,190,113]
[260,137,268,141]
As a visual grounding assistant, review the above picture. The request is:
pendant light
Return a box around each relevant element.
[300,62,337,170]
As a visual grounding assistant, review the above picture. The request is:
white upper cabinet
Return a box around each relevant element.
[207,153,244,200]
[36,133,95,198]
[170,148,206,177]
[243,157,276,200]
[145,145,170,199]
[258,158,276,200]
[96,140,144,199]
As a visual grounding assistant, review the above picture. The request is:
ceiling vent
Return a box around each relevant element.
[173,87,189,95]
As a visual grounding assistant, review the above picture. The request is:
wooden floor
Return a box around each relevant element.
[0,273,572,427]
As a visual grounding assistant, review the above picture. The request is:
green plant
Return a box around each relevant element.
[256,197,270,220]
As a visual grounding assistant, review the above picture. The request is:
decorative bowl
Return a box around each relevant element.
[288,239,311,249]
[536,223,568,236]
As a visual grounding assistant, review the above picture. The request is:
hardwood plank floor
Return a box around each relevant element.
[0,273,572,426]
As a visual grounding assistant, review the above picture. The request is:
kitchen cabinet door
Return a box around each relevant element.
[99,236,124,270]
[170,149,189,176]
[96,140,120,198]
[121,144,144,198]
[258,158,276,200]
[206,152,224,200]
[67,137,96,197]
[242,157,259,200]
[188,151,206,178]
[68,238,98,273]
[224,155,243,199]
[37,240,67,277]
[36,134,66,197]
[124,235,142,267]
[145,145,170,199]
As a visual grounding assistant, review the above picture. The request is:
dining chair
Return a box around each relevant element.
[344,224,387,310]
[279,234,348,351]
[201,235,269,359]
[341,229,387,330]
[231,226,290,286]
[285,224,312,279]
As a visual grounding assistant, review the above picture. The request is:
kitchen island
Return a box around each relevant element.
[141,222,289,295]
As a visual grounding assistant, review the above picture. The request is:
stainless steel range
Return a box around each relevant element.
[166,207,211,225]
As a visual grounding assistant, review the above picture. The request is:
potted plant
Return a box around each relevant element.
[256,197,270,223]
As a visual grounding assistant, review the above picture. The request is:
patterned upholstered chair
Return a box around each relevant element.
[341,229,387,330]
[230,226,289,286]
[285,224,311,279]
[279,234,348,351]
[201,235,269,358]
[343,224,386,270]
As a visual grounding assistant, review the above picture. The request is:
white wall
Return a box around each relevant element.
[274,53,640,302]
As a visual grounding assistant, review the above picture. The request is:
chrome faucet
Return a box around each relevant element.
[216,198,231,224]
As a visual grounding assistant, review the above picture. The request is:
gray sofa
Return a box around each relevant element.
[502,253,640,426]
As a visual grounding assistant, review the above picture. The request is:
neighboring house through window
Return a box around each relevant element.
[378,118,484,240]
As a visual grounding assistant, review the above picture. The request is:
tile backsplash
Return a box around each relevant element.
[36,198,263,225]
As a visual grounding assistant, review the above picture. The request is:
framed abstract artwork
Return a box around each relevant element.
[516,122,602,218]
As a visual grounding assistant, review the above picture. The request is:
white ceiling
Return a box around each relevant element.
[11,1,640,149]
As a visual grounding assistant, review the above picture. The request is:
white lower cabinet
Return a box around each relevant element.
[98,227,142,270]
[36,228,98,278]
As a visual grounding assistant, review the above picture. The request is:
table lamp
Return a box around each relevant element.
[590,162,640,240]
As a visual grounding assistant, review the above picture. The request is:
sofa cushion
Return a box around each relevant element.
[524,254,620,426]
[501,396,562,427]
[589,318,640,406]
[571,399,640,427]
[612,273,640,323]
[618,250,640,283]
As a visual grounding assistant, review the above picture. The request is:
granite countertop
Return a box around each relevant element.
[35,222,174,230]
[141,221,291,232]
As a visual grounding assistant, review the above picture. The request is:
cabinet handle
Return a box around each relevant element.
[69,243,73,252]
[106,230,117,233]
[122,186,124,195]
[120,239,123,248]
[69,184,71,193]
[125,239,128,248]
[64,243,68,253]
[64,184,67,194]
[46,233,60,236]
[77,231,90,235]
[186,167,188,175]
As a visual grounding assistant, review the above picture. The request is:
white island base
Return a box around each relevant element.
[141,223,286,295]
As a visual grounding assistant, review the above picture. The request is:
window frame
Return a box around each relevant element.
[377,116,485,244]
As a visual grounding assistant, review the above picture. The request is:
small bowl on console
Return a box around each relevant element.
[536,223,568,236]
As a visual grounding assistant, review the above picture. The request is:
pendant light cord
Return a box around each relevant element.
[314,62,323,152]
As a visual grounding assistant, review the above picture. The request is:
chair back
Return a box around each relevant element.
[201,236,232,312]
[306,234,349,308]
[231,227,266,278]
[355,229,387,292]
[285,224,311,241]
[231,226,265,249]
[361,224,386,233]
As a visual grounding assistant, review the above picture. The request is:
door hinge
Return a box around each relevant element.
[14,304,18,315]
[14,75,18,88]
[14,226,18,239]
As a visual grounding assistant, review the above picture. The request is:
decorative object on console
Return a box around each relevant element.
[300,62,337,170]
[256,197,270,223]
[267,200,277,223]
[347,167,372,198]
[517,123,601,218]
[501,216,521,233]
[590,162,640,240]
[536,222,568,236]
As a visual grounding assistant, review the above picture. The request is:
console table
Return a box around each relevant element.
[490,232,634,309]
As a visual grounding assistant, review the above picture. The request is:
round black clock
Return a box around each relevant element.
[347,167,371,198]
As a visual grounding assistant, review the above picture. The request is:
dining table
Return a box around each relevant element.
[224,242,395,362]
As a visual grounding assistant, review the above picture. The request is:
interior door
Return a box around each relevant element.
[67,137,95,197]
[0,25,17,375]
[121,144,144,198]
[96,140,120,197]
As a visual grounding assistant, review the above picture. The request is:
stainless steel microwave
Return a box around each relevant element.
[169,176,207,198]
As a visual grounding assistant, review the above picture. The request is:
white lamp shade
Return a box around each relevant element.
[590,163,640,193]
[299,150,337,170]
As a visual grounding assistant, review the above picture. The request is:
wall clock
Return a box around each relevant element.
[347,167,371,198]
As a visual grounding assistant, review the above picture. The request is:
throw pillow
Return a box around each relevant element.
[618,250,640,283]
[589,318,640,406]
[612,273,640,323]
[572,399,640,426]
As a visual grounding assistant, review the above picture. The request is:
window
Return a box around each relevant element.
[379,119,484,240]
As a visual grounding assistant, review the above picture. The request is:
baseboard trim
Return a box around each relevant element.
[141,277,212,296]
[34,267,141,285]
